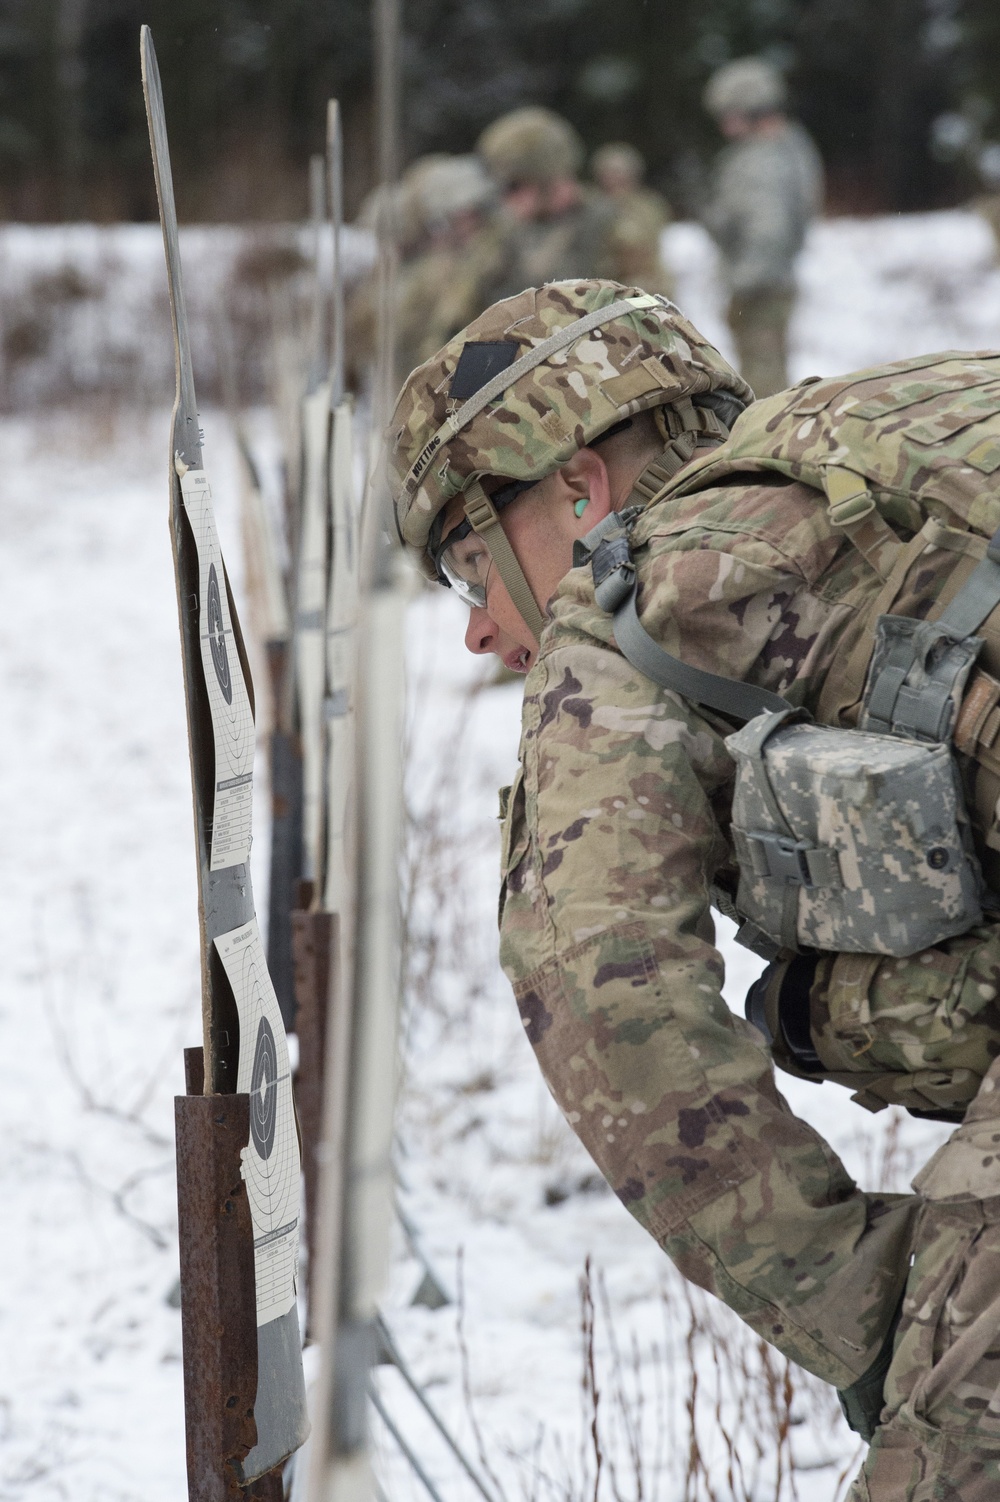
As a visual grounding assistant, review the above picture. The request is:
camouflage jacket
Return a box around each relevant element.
[487,191,619,303]
[498,357,1000,1389]
[604,187,674,299]
[704,121,823,296]
[396,222,510,381]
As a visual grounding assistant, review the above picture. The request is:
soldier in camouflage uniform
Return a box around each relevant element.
[389,277,1000,1498]
[590,142,675,299]
[348,155,505,392]
[347,156,438,390]
[476,108,618,300]
[972,194,1000,264]
[394,156,506,382]
[971,148,1000,263]
[703,58,823,399]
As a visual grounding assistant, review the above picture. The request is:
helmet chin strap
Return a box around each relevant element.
[460,399,731,646]
[463,479,547,642]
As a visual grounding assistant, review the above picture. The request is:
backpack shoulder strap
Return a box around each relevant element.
[574,511,791,722]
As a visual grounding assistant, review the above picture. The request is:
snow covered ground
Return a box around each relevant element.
[2,211,1000,1501]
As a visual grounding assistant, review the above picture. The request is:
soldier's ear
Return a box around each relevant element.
[557,447,613,524]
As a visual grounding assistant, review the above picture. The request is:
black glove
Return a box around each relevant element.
[744,965,776,1044]
[745,951,822,1072]
[837,1298,903,1442]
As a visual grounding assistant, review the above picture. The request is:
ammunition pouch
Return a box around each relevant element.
[580,487,1000,963]
[726,708,984,956]
[860,616,982,742]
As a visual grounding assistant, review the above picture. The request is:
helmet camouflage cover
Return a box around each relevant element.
[703,56,787,119]
[390,278,752,580]
[477,106,584,187]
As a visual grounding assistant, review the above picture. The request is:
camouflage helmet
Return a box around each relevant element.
[591,142,645,189]
[358,154,452,251]
[703,57,786,120]
[416,155,497,231]
[478,107,584,187]
[389,279,751,635]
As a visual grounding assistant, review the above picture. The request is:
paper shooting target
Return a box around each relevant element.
[207,561,233,704]
[182,471,254,869]
[250,1014,278,1160]
[216,918,299,1324]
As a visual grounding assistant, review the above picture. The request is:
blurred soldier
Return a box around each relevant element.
[971,148,1000,263]
[976,194,1000,257]
[395,155,505,381]
[356,153,452,258]
[703,57,823,398]
[347,153,455,389]
[591,142,675,298]
[477,106,617,298]
[390,278,1000,1501]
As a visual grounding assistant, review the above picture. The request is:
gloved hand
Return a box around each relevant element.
[837,1298,903,1441]
[744,951,822,1072]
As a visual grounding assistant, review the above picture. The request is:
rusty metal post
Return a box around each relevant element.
[291,910,338,1309]
[175,1047,290,1500]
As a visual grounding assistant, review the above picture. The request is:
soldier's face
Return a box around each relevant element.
[720,111,753,139]
[504,177,580,222]
[504,182,544,221]
[445,434,717,670]
[596,165,635,197]
[444,448,616,673]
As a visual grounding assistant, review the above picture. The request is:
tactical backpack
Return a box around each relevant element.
[578,350,1000,959]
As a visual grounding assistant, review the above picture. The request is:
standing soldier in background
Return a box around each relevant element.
[703,57,823,398]
[971,150,1000,264]
[477,106,617,299]
[974,192,1000,261]
[591,142,675,299]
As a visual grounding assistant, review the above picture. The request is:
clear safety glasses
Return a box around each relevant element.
[432,475,538,607]
[430,419,637,606]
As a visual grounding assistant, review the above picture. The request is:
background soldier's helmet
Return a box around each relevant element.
[477,107,585,187]
[415,155,497,232]
[389,279,751,580]
[591,142,645,187]
[703,57,787,120]
[358,154,451,252]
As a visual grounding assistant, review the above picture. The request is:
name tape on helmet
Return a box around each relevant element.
[402,293,664,501]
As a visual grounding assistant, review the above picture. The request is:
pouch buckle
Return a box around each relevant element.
[747,832,818,888]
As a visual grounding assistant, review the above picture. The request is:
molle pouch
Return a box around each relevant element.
[859,615,983,742]
[726,709,984,957]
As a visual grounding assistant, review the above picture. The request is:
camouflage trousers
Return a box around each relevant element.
[847,1060,1000,1500]
[726,288,793,399]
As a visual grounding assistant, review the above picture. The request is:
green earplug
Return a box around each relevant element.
[574,497,589,518]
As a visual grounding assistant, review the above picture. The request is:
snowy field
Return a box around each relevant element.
[2,211,1000,1501]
